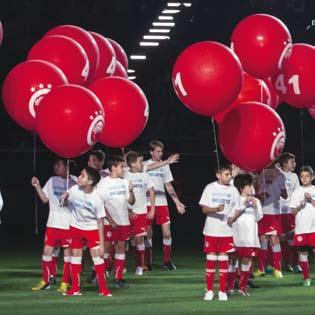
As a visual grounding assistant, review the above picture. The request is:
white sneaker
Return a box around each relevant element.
[135,267,143,276]
[218,291,228,301]
[123,268,127,274]
[204,290,214,301]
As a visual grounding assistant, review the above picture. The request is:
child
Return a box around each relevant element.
[97,155,135,288]
[233,174,263,296]
[88,150,109,178]
[62,167,110,296]
[31,157,77,293]
[125,151,155,275]
[290,166,315,286]
[199,164,240,301]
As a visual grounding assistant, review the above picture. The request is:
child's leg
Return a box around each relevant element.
[51,247,60,278]
[257,235,268,272]
[90,247,109,293]
[61,247,71,284]
[239,257,250,292]
[42,245,54,283]
[135,236,145,268]
[218,253,229,293]
[227,253,237,291]
[104,241,112,270]
[205,253,216,291]
[70,248,83,292]
[299,249,310,280]
[114,241,126,280]
[161,223,172,263]
[270,235,281,271]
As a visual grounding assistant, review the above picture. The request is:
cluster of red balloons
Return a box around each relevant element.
[172,13,314,172]
[2,24,149,158]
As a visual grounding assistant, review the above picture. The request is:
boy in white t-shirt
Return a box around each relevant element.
[290,166,315,286]
[62,167,110,297]
[31,157,77,293]
[97,155,135,288]
[199,164,241,302]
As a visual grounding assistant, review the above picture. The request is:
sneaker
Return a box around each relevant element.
[123,268,127,274]
[284,264,294,272]
[87,270,97,284]
[32,279,50,291]
[227,289,234,296]
[135,267,143,276]
[114,279,129,288]
[294,265,302,273]
[143,264,152,272]
[253,269,265,277]
[273,269,283,279]
[239,289,250,296]
[303,279,311,287]
[218,291,228,301]
[247,280,259,289]
[204,290,214,301]
[265,265,274,274]
[49,275,56,285]
[99,289,112,297]
[163,261,176,271]
[57,282,69,293]
[63,288,82,296]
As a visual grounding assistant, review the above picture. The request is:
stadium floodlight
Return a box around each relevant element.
[183,2,192,7]
[127,69,135,73]
[162,9,180,14]
[128,76,136,80]
[158,16,174,20]
[149,28,171,33]
[130,55,146,60]
[152,22,175,27]
[143,35,170,40]
[139,42,159,46]
[167,2,181,7]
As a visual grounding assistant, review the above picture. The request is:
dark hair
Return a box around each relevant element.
[88,150,105,162]
[83,166,101,186]
[53,157,76,167]
[299,165,314,176]
[277,152,296,167]
[215,163,232,174]
[107,155,125,171]
[149,140,164,151]
[233,173,253,194]
[126,151,142,167]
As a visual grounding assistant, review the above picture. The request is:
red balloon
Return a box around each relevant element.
[271,44,315,108]
[45,25,99,82]
[112,60,128,78]
[307,105,315,119]
[231,14,292,78]
[172,41,243,117]
[37,84,104,158]
[214,72,271,123]
[27,35,89,85]
[89,32,116,82]
[2,60,68,131]
[107,38,128,70]
[89,77,148,148]
[263,77,281,110]
[0,20,3,46]
[219,101,286,172]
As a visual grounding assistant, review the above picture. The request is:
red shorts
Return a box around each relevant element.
[104,225,130,242]
[45,227,70,248]
[69,226,100,249]
[258,214,282,236]
[236,247,256,258]
[130,213,147,237]
[147,205,170,226]
[294,233,315,247]
[203,236,234,253]
[281,213,295,234]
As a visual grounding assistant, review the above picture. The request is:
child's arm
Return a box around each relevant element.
[97,218,105,257]
[31,177,49,204]
[201,204,224,215]
[165,182,186,214]
[147,187,156,220]
[127,182,136,205]
[145,154,180,171]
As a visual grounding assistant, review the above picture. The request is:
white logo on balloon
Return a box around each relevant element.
[81,60,90,81]
[174,72,188,96]
[28,84,52,118]
[106,57,116,75]
[278,42,292,70]
[87,110,104,145]
[270,129,286,160]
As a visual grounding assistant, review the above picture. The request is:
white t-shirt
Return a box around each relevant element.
[256,168,286,215]
[97,176,130,226]
[124,170,154,214]
[144,159,174,206]
[68,185,105,230]
[199,181,241,237]
[99,169,110,178]
[233,196,263,248]
[290,185,315,235]
[42,175,77,230]
[280,170,300,214]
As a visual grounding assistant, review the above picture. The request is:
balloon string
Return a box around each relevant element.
[66,159,70,190]
[121,147,127,166]
[300,110,305,165]
[33,133,38,236]
[211,118,221,171]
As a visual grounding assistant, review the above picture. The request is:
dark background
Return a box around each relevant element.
[0,0,315,247]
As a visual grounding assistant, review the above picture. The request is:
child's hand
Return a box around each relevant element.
[217,204,225,212]
[227,217,234,226]
[31,177,40,188]
[167,154,180,165]
[305,193,312,203]
[110,220,118,229]
[99,244,105,258]
[129,211,137,220]
[176,200,186,214]
[129,182,134,192]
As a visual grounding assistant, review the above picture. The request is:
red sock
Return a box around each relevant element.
[258,249,267,272]
[227,264,237,290]
[62,257,71,283]
[136,244,145,267]
[145,239,152,266]
[104,253,111,270]
[163,238,172,263]
[218,255,228,293]
[239,264,250,291]
[70,257,82,291]
[281,240,290,266]
[299,253,310,280]
[51,256,58,277]
[205,255,216,291]
[114,254,126,280]
[42,255,52,283]
[272,244,281,270]
[93,258,108,292]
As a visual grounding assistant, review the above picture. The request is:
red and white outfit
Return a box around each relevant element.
[67,184,108,294]
[97,176,131,280]
[199,181,240,293]
[41,175,77,284]
[290,185,315,280]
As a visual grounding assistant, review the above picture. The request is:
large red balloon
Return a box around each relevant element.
[89,77,148,148]
[0,21,3,46]
[231,14,292,79]
[214,72,271,123]
[172,41,243,117]
[107,38,128,70]
[45,25,99,82]
[2,60,68,131]
[307,105,315,119]
[271,44,315,108]
[112,60,128,78]
[89,32,116,82]
[263,77,281,110]
[37,85,104,158]
[27,35,89,85]
[219,102,286,172]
